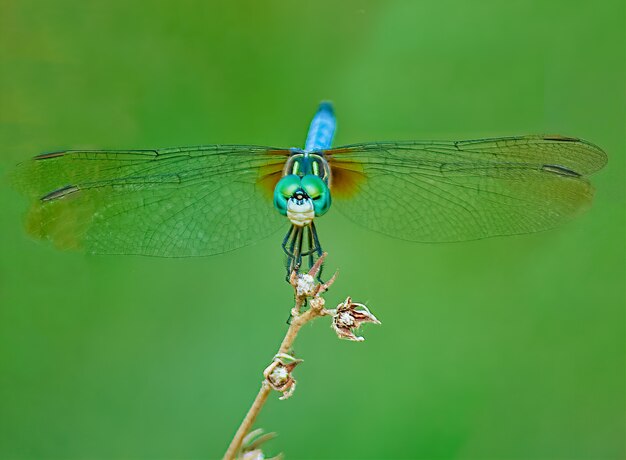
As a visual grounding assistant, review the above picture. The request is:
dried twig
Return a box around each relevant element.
[222,253,379,459]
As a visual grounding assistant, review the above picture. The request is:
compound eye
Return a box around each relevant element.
[301,175,325,199]
[276,175,301,197]
[301,175,331,216]
[273,175,301,216]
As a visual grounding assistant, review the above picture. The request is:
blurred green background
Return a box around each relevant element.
[1,1,624,459]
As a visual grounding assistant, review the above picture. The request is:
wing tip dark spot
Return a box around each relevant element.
[542,135,580,142]
[35,151,67,160]
[542,164,581,177]
[542,135,608,172]
[41,185,80,201]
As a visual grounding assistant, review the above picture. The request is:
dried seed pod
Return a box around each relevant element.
[331,296,381,342]
[263,353,303,400]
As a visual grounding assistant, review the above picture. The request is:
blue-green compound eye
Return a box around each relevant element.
[301,175,331,216]
[273,175,301,216]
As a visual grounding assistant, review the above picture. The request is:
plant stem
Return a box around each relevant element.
[222,383,271,460]
[222,302,323,460]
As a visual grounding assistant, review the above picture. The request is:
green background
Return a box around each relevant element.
[1,1,624,459]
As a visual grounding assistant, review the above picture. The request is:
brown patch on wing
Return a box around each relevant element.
[265,149,292,156]
[25,190,91,251]
[255,149,290,200]
[328,160,367,200]
[257,163,285,200]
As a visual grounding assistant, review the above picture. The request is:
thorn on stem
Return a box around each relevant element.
[307,252,327,279]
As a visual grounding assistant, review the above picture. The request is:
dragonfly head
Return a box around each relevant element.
[273,174,331,226]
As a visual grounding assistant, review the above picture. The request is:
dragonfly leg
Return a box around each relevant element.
[294,226,304,273]
[281,226,294,281]
[282,225,305,281]
[310,221,323,258]
[306,225,315,272]
[281,225,295,253]
[297,222,324,281]
[281,222,324,281]
[281,222,325,320]
[309,221,324,282]
[304,225,323,281]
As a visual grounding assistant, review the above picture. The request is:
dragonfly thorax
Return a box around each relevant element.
[282,150,332,185]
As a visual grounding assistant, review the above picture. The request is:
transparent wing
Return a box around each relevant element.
[13,145,290,256]
[325,135,607,242]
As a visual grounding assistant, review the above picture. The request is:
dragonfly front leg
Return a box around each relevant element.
[305,225,315,273]
[304,222,324,282]
[282,225,304,281]
[286,222,323,283]
[281,222,324,282]
[281,223,324,281]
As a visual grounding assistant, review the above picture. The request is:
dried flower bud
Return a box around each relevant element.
[263,353,303,400]
[332,296,381,342]
[294,273,316,297]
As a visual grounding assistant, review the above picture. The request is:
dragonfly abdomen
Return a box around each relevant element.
[304,101,336,152]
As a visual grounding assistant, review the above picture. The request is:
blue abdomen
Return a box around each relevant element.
[304,102,336,152]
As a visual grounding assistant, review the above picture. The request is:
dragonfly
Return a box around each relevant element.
[13,102,607,276]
